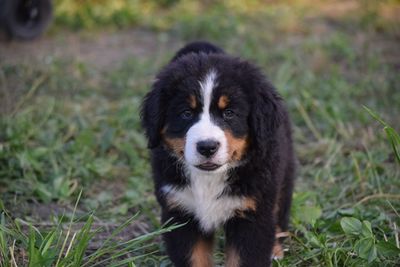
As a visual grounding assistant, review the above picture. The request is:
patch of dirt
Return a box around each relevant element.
[0,27,180,116]
[316,0,359,18]
[0,28,179,69]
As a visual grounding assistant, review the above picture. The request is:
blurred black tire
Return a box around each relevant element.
[1,0,53,40]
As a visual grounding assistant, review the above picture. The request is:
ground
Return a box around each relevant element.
[0,0,399,266]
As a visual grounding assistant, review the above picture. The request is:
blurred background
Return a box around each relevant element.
[0,1,399,266]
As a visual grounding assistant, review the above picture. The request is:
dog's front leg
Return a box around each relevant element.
[224,213,275,267]
[162,210,214,267]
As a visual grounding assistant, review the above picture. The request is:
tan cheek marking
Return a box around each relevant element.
[191,239,213,267]
[189,94,197,109]
[224,131,248,161]
[225,246,240,267]
[161,126,185,156]
[218,95,229,109]
[164,137,185,156]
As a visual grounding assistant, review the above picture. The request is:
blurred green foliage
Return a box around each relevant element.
[52,0,400,37]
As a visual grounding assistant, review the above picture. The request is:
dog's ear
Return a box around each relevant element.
[140,82,165,149]
[249,80,284,158]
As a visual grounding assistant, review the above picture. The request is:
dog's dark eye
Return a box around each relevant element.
[223,109,235,120]
[180,110,193,120]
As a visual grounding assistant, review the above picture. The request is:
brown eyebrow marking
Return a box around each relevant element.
[189,94,197,109]
[218,95,229,109]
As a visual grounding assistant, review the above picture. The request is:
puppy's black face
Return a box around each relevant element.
[162,69,250,174]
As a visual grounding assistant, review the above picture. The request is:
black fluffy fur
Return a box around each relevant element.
[141,41,296,267]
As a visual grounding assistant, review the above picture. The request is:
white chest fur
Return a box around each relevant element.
[162,170,246,232]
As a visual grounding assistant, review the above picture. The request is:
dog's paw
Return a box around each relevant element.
[272,242,284,260]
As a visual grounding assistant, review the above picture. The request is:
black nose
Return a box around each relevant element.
[196,139,220,158]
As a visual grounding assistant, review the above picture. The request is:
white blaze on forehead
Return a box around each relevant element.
[184,70,229,168]
[200,70,217,114]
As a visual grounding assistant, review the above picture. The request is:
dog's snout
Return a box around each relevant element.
[196,139,220,158]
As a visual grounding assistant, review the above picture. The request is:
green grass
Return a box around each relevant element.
[1,0,400,266]
[0,192,180,266]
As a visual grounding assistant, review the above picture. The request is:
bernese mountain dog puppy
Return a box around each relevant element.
[141,41,296,267]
